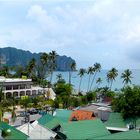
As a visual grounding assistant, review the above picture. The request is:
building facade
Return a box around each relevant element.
[0,76,56,100]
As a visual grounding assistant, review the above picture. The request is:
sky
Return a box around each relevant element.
[0,0,140,69]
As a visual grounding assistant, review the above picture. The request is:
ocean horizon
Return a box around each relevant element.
[48,69,140,92]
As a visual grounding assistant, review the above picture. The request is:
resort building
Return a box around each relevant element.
[0,76,56,100]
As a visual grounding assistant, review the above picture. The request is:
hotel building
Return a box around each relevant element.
[0,76,56,100]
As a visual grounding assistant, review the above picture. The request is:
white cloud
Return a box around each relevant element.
[1,0,140,68]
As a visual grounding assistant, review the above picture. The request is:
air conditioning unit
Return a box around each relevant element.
[127,123,134,130]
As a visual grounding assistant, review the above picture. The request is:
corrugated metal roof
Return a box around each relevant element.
[96,130,140,139]
[54,109,73,122]
[61,119,110,139]
[38,110,73,130]
[105,112,140,129]
[0,122,28,140]
[38,114,60,130]
[17,121,57,139]
[105,113,126,128]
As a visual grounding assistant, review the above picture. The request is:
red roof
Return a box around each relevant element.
[69,110,96,121]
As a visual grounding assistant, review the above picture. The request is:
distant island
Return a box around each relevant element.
[0,47,75,71]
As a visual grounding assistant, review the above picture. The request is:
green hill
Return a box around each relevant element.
[0,47,75,71]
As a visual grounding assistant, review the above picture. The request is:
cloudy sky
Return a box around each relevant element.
[0,0,140,69]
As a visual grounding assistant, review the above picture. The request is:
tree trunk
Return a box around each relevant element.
[110,80,113,90]
[69,71,71,85]
[78,77,83,94]
[50,71,53,84]
[87,74,91,92]
[89,72,97,91]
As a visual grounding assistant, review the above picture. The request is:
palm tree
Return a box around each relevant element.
[49,51,57,84]
[78,68,86,94]
[27,58,36,78]
[0,87,3,121]
[89,63,101,91]
[38,53,49,80]
[96,77,102,89]
[40,53,49,66]
[1,66,9,77]
[107,68,118,90]
[87,66,94,92]
[69,62,76,85]
[11,93,17,123]
[0,87,12,121]
[56,73,62,81]
[121,69,132,87]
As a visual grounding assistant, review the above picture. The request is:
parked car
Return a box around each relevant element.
[19,112,30,117]
[27,109,38,115]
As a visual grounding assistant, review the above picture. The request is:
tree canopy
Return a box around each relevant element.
[112,86,140,120]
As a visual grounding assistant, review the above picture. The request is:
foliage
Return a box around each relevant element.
[0,87,13,121]
[19,97,32,110]
[107,68,118,89]
[89,63,101,91]
[69,97,80,107]
[86,91,96,102]
[121,69,133,86]
[55,74,66,84]
[69,61,76,85]
[49,51,57,83]
[78,68,86,93]
[106,91,115,98]
[54,83,72,96]
[0,66,10,77]
[112,86,140,120]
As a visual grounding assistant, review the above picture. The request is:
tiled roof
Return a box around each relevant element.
[0,122,28,140]
[105,112,140,128]
[61,119,110,139]
[69,110,96,121]
[96,130,140,139]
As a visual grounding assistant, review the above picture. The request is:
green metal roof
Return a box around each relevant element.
[61,119,110,139]
[0,122,28,140]
[105,112,140,128]
[54,109,72,122]
[105,113,126,128]
[38,114,61,130]
[38,110,73,129]
[96,130,140,139]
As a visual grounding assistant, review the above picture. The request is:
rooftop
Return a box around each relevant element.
[38,109,73,130]
[0,122,28,140]
[0,77,32,83]
[96,130,140,139]
[69,110,96,121]
[105,112,140,129]
[17,121,57,139]
[61,119,110,139]
[38,114,60,130]
[54,109,73,122]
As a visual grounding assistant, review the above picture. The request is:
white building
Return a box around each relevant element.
[0,76,56,100]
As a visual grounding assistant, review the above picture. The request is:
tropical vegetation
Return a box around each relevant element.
[0,50,138,125]
[112,86,140,128]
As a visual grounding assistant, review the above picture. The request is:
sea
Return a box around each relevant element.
[48,70,140,92]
